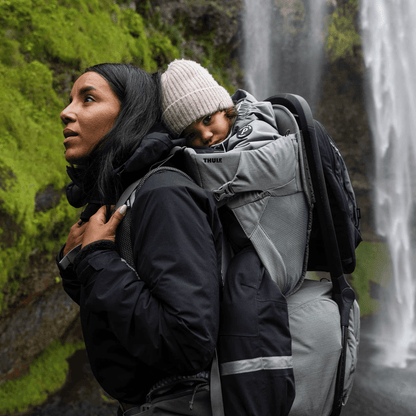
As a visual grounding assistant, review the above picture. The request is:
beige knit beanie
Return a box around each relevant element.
[161,59,234,137]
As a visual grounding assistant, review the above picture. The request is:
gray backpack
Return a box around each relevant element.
[115,93,360,416]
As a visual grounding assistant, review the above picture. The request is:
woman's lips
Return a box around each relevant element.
[63,129,78,147]
[63,128,78,139]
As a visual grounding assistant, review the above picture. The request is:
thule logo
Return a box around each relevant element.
[203,158,223,163]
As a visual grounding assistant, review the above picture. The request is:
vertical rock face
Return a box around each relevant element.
[0,247,81,386]
[315,57,375,242]
[138,0,244,86]
[0,286,79,385]
[141,0,242,46]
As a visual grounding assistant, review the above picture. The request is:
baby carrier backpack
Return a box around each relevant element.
[114,93,361,416]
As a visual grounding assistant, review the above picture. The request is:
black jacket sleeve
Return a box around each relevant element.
[57,245,81,306]
[72,170,223,375]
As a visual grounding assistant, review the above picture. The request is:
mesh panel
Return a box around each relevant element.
[234,192,309,295]
[260,193,309,294]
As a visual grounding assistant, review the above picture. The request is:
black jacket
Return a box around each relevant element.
[58,128,223,404]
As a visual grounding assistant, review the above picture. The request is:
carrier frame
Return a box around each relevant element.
[265,94,356,416]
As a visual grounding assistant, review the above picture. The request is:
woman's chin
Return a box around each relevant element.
[65,150,88,165]
[65,151,78,164]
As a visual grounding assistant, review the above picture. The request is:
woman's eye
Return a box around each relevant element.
[203,115,212,125]
[85,95,95,103]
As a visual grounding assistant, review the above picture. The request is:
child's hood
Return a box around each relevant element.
[231,89,278,131]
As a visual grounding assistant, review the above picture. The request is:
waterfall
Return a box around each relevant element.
[241,0,273,100]
[361,0,416,368]
[241,0,327,108]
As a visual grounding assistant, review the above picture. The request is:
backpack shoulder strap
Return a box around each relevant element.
[115,165,193,268]
[272,103,300,136]
[115,147,190,210]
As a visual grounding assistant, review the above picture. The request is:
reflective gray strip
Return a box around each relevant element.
[220,356,293,376]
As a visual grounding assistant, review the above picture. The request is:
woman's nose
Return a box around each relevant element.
[60,104,75,125]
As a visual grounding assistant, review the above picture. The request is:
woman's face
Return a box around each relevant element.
[60,71,121,163]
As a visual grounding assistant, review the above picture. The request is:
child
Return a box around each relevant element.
[161,59,311,416]
[161,59,284,152]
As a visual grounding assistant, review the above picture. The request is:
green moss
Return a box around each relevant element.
[325,0,361,62]
[0,60,71,294]
[350,241,392,317]
[0,57,77,289]
[147,26,180,68]
[0,340,84,414]
[0,0,154,71]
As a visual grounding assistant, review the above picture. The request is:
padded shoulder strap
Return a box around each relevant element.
[115,177,142,210]
[115,165,193,268]
[272,104,299,136]
[115,164,192,210]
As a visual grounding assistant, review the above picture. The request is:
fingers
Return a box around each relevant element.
[118,204,128,216]
[95,205,108,221]
[80,205,127,248]
[70,220,86,233]
[109,205,128,225]
[65,220,88,255]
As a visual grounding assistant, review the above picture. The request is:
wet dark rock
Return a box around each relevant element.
[35,185,62,212]
[0,211,22,248]
[0,287,79,384]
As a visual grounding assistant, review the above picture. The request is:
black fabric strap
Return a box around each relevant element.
[210,349,225,416]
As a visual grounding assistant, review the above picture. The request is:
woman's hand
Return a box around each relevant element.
[81,205,127,249]
[63,220,88,256]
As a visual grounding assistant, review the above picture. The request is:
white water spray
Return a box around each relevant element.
[241,0,327,107]
[241,0,273,100]
[361,0,416,368]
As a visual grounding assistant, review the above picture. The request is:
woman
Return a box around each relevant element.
[56,63,223,415]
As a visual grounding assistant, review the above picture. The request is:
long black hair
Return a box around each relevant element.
[71,63,161,205]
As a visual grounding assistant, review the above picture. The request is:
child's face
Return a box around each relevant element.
[183,111,232,147]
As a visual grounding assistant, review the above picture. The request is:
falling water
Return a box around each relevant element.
[241,0,273,100]
[361,0,416,368]
[241,0,328,108]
